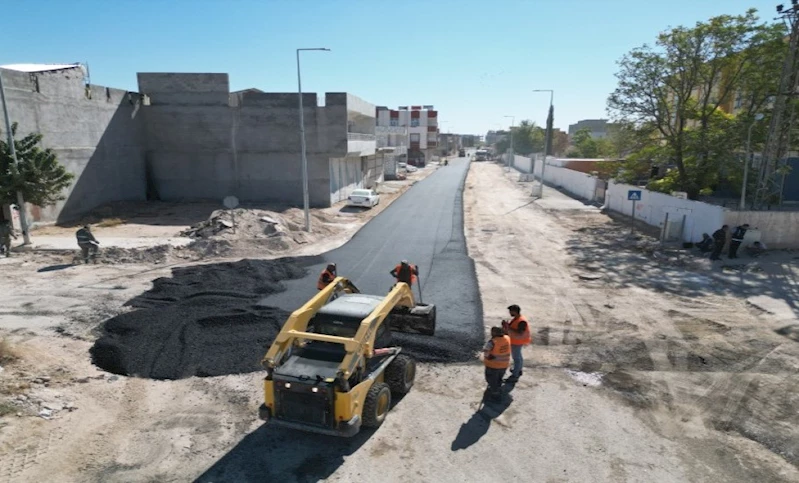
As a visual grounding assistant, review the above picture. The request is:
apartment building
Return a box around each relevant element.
[376,105,438,166]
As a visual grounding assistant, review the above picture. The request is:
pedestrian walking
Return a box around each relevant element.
[710,225,728,261]
[728,224,750,259]
[502,304,531,383]
[483,326,511,402]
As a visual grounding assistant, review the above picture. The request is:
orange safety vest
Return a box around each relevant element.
[484,335,511,369]
[508,315,531,346]
[317,269,335,290]
[394,264,417,285]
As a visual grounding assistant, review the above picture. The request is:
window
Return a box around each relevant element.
[390,119,398,127]
[411,119,420,127]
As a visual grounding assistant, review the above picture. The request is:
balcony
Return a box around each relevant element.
[347,132,377,156]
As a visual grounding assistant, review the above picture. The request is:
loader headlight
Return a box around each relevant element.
[284,382,291,389]
[311,387,319,393]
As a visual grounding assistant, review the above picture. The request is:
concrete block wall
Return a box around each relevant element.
[0,67,146,223]
[137,74,358,207]
[724,211,799,249]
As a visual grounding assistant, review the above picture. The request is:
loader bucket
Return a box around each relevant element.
[388,304,436,336]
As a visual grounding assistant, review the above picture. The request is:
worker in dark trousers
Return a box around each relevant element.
[75,225,99,263]
[710,225,728,261]
[1,220,17,257]
[728,224,749,259]
[390,260,419,287]
[483,326,511,402]
[317,263,337,290]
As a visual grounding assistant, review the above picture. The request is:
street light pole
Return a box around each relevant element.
[741,113,765,210]
[0,70,31,245]
[297,47,330,233]
[504,115,515,171]
[533,89,554,198]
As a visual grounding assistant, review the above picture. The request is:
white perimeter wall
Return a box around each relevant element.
[606,181,725,243]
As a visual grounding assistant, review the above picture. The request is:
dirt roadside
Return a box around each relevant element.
[1,160,797,482]
[313,163,799,482]
[0,165,439,482]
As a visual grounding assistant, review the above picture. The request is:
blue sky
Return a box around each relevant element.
[0,0,781,134]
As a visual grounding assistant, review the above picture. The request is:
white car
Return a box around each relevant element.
[347,189,380,208]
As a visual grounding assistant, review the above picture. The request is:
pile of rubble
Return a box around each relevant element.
[179,208,336,250]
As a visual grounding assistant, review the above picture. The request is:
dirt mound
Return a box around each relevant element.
[180,208,337,244]
[100,245,173,264]
[90,259,306,379]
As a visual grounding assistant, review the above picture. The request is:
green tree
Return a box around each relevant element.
[607,9,787,199]
[1,123,74,207]
[495,120,545,155]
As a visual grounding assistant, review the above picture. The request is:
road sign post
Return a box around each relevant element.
[628,190,641,236]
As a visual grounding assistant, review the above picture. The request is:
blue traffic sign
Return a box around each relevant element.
[627,190,642,201]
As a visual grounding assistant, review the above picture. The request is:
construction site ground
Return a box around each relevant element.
[1,160,798,482]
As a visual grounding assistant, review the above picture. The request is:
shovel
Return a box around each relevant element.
[415,272,424,304]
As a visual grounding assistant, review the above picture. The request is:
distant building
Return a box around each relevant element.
[567,119,619,140]
[485,130,508,145]
[376,105,438,166]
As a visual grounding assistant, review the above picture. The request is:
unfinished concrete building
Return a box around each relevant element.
[0,66,380,223]
[137,73,380,208]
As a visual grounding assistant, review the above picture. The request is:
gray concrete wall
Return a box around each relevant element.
[0,67,146,223]
[137,75,361,207]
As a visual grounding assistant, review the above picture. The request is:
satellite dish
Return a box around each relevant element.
[223,196,239,210]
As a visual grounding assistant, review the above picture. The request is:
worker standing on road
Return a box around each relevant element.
[1,220,17,257]
[317,263,337,290]
[390,260,419,287]
[483,326,511,402]
[502,304,531,383]
[75,225,99,264]
[709,225,728,261]
[728,224,750,260]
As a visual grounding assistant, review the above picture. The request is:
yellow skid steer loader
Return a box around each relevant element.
[259,277,436,436]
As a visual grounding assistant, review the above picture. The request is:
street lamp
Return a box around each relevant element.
[297,47,330,232]
[533,89,554,197]
[741,113,765,210]
[504,115,515,171]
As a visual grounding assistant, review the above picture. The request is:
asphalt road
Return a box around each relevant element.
[258,154,484,358]
[91,153,483,379]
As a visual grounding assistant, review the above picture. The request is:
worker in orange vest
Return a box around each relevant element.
[502,304,531,383]
[483,326,511,401]
[390,260,419,287]
[317,263,337,290]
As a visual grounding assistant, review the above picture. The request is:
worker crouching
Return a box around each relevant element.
[483,326,511,402]
[317,263,337,290]
[390,260,419,287]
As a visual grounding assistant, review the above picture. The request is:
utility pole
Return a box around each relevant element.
[741,113,765,209]
[0,70,31,245]
[533,89,554,198]
[754,2,799,208]
[504,115,515,171]
[296,47,330,232]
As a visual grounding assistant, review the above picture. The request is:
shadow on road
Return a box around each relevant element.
[37,264,74,273]
[194,424,374,482]
[451,390,513,451]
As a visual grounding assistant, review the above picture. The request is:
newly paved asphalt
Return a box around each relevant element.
[258,153,484,359]
[92,153,483,379]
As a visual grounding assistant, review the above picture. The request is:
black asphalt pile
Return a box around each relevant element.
[91,259,306,380]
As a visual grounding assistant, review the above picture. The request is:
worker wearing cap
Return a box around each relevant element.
[390,260,419,287]
[317,263,337,290]
[502,304,531,383]
[483,326,511,401]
